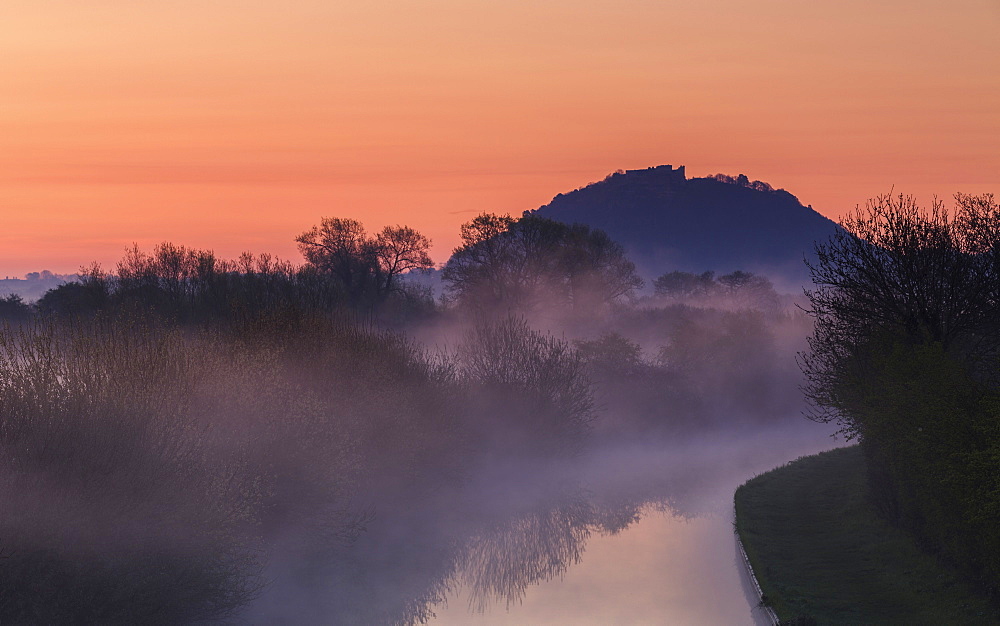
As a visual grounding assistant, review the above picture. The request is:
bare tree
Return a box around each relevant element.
[375,225,433,294]
[296,217,433,304]
[801,192,1000,428]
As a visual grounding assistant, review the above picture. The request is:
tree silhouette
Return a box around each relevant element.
[800,192,1000,593]
[296,217,433,305]
[442,213,641,315]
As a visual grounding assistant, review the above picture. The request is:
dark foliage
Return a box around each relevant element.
[802,193,1000,429]
[296,217,433,308]
[34,242,435,325]
[708,172,775,193]
[801,192,1000,596]
[653,270,717,298]
[0,293,31,321]
[653,269,782,312]
[0,317,266,622]
[442,213,642,317]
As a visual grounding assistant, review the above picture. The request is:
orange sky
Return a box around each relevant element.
[2,0,998,277]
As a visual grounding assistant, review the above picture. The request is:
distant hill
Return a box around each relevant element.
[0,271,76,302]
[530,165,841,290]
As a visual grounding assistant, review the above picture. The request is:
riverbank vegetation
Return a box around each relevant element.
[800,192,1000,600]
[735,445,998,624]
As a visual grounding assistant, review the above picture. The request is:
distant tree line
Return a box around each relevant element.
[0,270,74,302]
[653,269,783,312]
[801,192,1000,597]
[6,211,793,332]
[708,173,775,193]
[22,219,435,325]
[1,209,807,440]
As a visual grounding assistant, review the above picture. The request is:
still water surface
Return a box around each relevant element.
[429,422,839,625]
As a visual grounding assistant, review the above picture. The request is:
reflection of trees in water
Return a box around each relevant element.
[401,444,765,623]
[288,479,663,625]
[459,489,596,612]
[254,428,818,626]
[447,480,663,618]
[307,442,755,626]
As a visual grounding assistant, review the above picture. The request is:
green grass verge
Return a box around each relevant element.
[735,445,1000,625]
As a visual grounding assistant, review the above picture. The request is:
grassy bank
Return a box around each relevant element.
[735,445,999,624]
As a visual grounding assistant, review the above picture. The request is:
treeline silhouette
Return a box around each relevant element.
[4,212,809,443]
[32,244,433,326]
[801,192,1000,600]
[1,210,812,622]
[0,294,31,321]
[653,269,783,312]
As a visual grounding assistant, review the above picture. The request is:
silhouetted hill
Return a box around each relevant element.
[530,165,840,290]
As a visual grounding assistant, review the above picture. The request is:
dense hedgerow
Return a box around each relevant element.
[801,192,1000,597]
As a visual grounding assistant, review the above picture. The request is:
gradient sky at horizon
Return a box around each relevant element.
[2,0,998,277]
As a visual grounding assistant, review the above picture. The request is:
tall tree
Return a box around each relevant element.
[442,213,641,314]
[296,217,433,304]
[802,192,1000,427]
[375,225,433,294]
[800,192,1000,590]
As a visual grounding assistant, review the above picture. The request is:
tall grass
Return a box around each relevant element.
[0,316,265,622]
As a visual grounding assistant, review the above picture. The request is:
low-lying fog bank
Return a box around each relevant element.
[0,230,825,624]
[0,308,829,624]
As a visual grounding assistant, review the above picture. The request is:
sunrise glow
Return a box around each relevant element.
[2,0,997,276]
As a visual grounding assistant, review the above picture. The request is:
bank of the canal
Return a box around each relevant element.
[735,445,999,624]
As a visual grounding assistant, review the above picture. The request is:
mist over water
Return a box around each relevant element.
[242,290,833,624]
[238,419,838,625]
[0,234,835,624]
[427,422,839,625]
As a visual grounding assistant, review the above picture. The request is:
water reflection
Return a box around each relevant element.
[242,422,836,624]
[428,423,838,625]
[434,510,767,625]
[460,488,596,612]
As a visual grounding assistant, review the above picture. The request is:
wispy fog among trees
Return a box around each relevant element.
[0,209,821,623]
